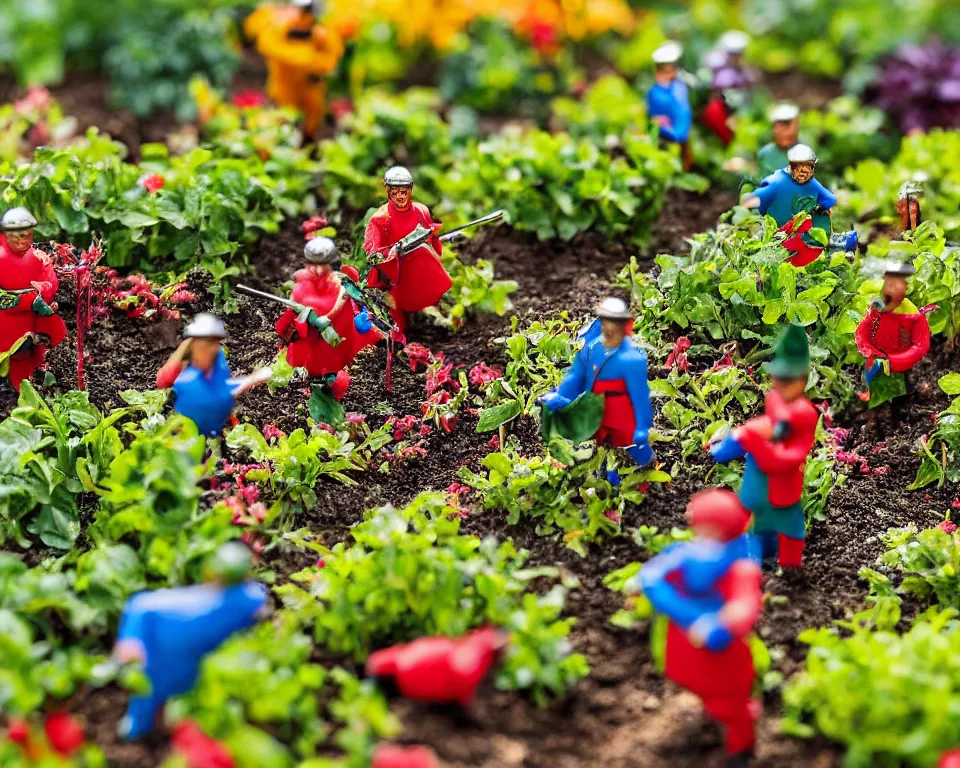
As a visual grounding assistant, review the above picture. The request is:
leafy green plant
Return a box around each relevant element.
[225,422,392,522]
[460,447,670,555]
[782,608,960,767]
[167,611,400,766]
[424,245,519,329]
[802,445,846,523]
[551,75,647,141]
[104,7,239,121]
[912,374,960,489]
[276,493,588,702]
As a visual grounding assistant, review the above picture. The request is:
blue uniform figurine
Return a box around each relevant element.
[541,297,654,485]
[647,40,693,156]
[156,313,270,437]
[114,543,268,738]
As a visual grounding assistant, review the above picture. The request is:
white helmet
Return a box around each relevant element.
[596,297,633,321]
[383,166,414,187]
[652,41,683,65]
[184,313,227,340]
[787,144,818,165]
[719,30,749,53]
[769,103,800,123]
[304,236,339,264]
[0,207,38,232]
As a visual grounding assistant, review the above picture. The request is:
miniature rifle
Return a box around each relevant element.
[235,284,343,346]
[390,210,506,259]
[0,285,55,315]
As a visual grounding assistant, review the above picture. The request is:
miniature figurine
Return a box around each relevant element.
[647,41,693,169]
[540,297,654,485]
[0,207,67,391]
[702,31,756,146]
[244,0,344,140]
[743,144,857,267]
[708,324,819,569]
[631,489,762,767]
[113,542,268,738]
[156,313,270,438]
[365,626,508,705]
[364,167,503,328]
[855,258,932,407]
[372,744,439,768]
[896,180,924,233]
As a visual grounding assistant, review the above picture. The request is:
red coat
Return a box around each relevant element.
[363,200,452,313]
[0,239,67,388]
[702,97,734,145]
[275,266,381,377]
[735,391,819,508]
[855,303,931,373]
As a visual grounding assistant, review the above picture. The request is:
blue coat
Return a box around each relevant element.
[646,79,692,143]
[172,349,236,437]
[752,169,837,228]
[117,582,267,738]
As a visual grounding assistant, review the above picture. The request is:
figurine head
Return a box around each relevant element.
[596,297,633,346]
[765,323,810,401]
[183,313,227,374]
[1,207,38,256]
[769,103,800,149]
[652,41,682,84]
[787,144,817,184]
[685,489,750,542]
[718,30,749,63]
[878,259,915,312]
[204,541,253,585]
[304,236,339,267]
[384,166,414,211]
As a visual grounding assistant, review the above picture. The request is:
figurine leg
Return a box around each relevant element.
[119,695,164,740]
[777,534,804,568]
[7,346,44,391]
[746,530,777,564]
[703,694,757,756]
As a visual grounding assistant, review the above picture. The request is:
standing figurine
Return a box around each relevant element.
[647,41,693,170]
[630,489,763,767]
[702,31,756,146]
[896,180,924,233]
[0,207,67,391]
[244,0,344,140]
[363,166,451,329]
[156,314,270,438]
[708,325,819,569]
[855,258,932,407]
[540,297,653,485]
[742,145,857,267]
[113,542,268,738]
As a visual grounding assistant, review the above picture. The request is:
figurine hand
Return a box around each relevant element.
[653,115,672,128]
[113,639,146,665]
[539,392,570,412]
[303,309,330,332]
[623,576,643,596]
[30,295,55,317]
[354,307,373,334]
[723,156,748,174]
[742,195,761,209]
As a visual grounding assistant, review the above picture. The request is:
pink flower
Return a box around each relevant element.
[604,510,622,524]
[426,359,457,394]
[172,721,235,768]
[405,343,433,371]
[872,466,889,476]
[231,91,266,109]
[301,216,329,235]
[329,98,353,122]
[939,520,958,535]
[170,289,197,304]
[141,174,165,194]
[638,482,650,494]
[487,435,500,450]
[814,401,833,427]
[263,424,286,442]
[316,558,326,569]
[13,87,51,115]
[446,482,472,496]
[345,412,366,425]
[469,362,503,388]
[240,481,260,506]
[665,337,691,372]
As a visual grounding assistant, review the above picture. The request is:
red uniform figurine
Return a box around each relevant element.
[634,489,763,767]
[364,166,452,327]
[275,236,382,377]
[371,744,439,768]
[855,258,932,407]
[365,626,508,705]
[0,207,67,391]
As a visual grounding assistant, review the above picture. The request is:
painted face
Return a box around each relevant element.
[655,62,677,84]
[772,376,808,403]
[789,162,815,184]
[5,229,33,256]
[882,273,908,311]
[387,185,413,210]
[772,118,799,149]
[600,318,628,347]
[189,338,222,374]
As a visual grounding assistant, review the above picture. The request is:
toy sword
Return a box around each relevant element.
[394,210,505,257]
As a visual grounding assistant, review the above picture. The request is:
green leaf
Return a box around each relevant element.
[477,400,523,432]
[939,373,960,396]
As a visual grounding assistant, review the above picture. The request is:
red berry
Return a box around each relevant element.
[44,712,84,757]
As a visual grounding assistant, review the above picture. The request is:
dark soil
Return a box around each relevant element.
[0,152,954,767]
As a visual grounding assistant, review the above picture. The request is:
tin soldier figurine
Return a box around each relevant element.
[647,41,693,170]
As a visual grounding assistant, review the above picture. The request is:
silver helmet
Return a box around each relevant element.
[0,207,38,232]
[383,166,414,188]
[596,297,633,321]
[184,313,227,340]
[787,143,818,165]
[304,236,339,265]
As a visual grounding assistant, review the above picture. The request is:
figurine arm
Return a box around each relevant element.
[37,257,59,303]
[709,431,747,463]
[814,180,838,211]
[750,178,778,215]
[854,312,884,363]
[156,339,191,389]
[886,317,931,372]
[670,85,693,143]
[275,309,298,340]
[624,354,653,445]
[363,219,385,257]
[717,560,763,637]
[543,350,589,410]
[640,546,720,630]
[736,414,816,473]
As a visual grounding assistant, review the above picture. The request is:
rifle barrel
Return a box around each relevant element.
[236,284,300,310]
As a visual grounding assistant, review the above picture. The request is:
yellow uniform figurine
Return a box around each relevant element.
[245,0,344,140]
